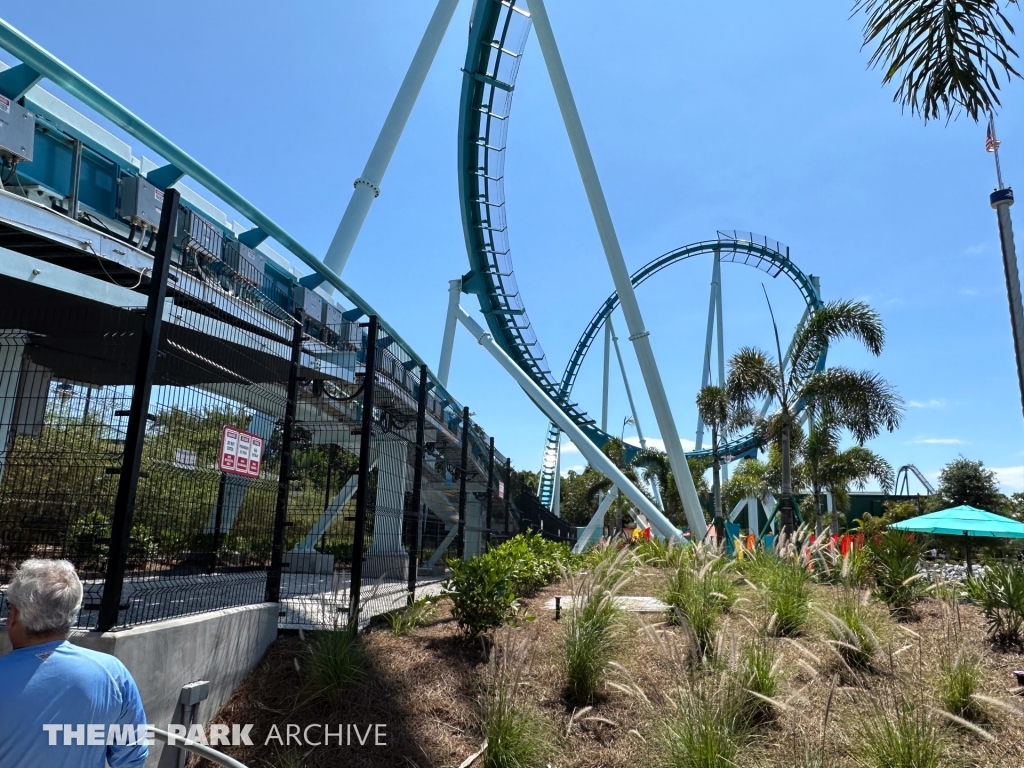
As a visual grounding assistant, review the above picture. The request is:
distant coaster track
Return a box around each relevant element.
[534,236,825,505]
[458,1,825,508]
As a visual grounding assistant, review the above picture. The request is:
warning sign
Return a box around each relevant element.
[497,481,505,500]
[219,426,263,478]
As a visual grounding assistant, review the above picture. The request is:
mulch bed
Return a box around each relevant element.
[195,568,1024,768]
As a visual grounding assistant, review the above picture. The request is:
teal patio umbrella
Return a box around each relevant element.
[890,505,1024,577]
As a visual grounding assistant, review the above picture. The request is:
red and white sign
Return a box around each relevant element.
[219,426,263,478]
[497,481,505,500]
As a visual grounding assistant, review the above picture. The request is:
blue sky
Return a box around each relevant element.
[5,1,1023,493]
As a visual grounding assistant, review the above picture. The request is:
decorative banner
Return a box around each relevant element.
[219,425,263,478]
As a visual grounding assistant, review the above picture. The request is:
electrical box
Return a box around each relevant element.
[292,285,324,321]
[322,302,344,332]
[119,175,163,229]
[223,240,266,288]
[177,208,223,258]
[0,96,35,163]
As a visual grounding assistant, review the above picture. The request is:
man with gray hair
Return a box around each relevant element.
[0,559,148,767]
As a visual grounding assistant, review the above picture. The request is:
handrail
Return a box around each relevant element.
[151,726,250,768]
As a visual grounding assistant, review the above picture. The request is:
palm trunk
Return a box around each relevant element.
[813,482,823,538]
[830,489,840,537]
[712,424,724,543]
[779,414,795,536]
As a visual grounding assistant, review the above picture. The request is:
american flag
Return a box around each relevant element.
[986,117,1000,153]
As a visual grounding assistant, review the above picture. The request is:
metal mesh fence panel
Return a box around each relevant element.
[0,244,570,633]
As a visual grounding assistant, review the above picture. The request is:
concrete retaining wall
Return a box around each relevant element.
[1,602,278,767]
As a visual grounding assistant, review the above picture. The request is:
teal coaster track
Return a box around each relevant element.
[457,1,825,509]
[536,234,825,506]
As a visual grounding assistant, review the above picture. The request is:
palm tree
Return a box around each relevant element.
[854,0,1021,122]
[633,448,711,530]
[580,440,711,533]
[803,416,895,537]
[584,438,647,533]
[726,299,904,537]
[696,385,755,541]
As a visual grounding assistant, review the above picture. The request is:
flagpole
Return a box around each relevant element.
[987,114,1024,420]
[989,114,1005,189]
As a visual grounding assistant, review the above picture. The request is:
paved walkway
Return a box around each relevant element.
[280,574,446,630]
[542,595,668,613]
[4,571,448,631]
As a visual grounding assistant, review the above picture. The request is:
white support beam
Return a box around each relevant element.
[456,304,688,541]
[529,0,705,538]
[426,526,458,568]
[695,253,719,451]
[323,0,460,276]
[573,491,617,554]
[608,316,663,509]
[292,474,360,553]
[437,277,462,387]
[552,447,561,518]
[601,318,611,432]
[727,498,746,523]
[715,257,729,483]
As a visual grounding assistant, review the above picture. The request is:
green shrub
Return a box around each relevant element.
[758,557,812,637]
[963,562,1024,645]
[562,591,621,702]
[499,532,571,597]
[663,545,737,659]
[66,512,155,573]
[869,531,926,617]
[560,548,630,701]
[857,699,945,768]
[811,539,871,588]
[299,624,363,703]
[661,671,743,768]
[384,595,439,636]
[634,536,672,566]
[443,532,575,639]
[817,592,879,671]
[938,649,984,721]
[737,637,783,726]
[444,553,519,639]
[481,629,556,768]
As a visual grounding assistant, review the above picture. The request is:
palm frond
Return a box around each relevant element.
[790,301,887,383]
[727,347,782,408]
[801,367,904,443]
[854,0,1022,121]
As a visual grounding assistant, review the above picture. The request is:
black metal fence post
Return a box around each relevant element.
[349,316,378,624]
[210,472,227,573]
[456,406,470,559]
[265,309,304,604]
[504,458,511,534]
[96,189,180,632]
[406,364,428,605]
[485,437,494,549]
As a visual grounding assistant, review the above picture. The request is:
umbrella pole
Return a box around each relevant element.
[964,532,972,581]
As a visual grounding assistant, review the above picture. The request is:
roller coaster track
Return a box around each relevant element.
[458,2,825,508]
[536,234,825,505]
[458,0,597,433]
[895,464,936,495]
